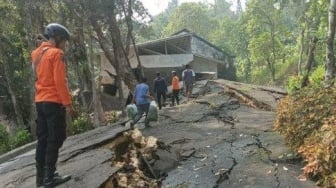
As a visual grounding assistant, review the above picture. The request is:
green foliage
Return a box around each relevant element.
[309,65,324,87]
[0,124,10,154]
[0,125,32,154]
[249,67,272,85]
[285,66,325,94]
[162,2,217,39]
[10,128,32,149]
[285,75,302,94]
[72,113,93,135]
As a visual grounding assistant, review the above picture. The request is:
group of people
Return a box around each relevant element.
[153,64,196,109]
[130,65,195,129]
[31,23,196,187]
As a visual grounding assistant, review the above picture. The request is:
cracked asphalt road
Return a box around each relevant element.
[0,80,316,188]
[143,82,315,188]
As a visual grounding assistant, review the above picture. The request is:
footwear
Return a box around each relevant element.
[43,167,71,187]
[36,163,44,187]
[53,172,71,186]
[130,121,135,130]
[144,121,150,128]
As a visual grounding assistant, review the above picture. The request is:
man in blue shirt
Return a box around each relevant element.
[131,77,153,129]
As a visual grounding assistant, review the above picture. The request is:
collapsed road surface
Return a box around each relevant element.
[143,80,315,188]
[0,79,316,188]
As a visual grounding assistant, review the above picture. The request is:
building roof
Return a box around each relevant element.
[137,29,234,58]
[172,29,229,56]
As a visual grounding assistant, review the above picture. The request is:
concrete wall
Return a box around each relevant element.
[218,57,237,80]
[190,37,225,61]
[130,54,194,68]
[142,67,181,95]
[191,56,218,79]
[190,36,237,80]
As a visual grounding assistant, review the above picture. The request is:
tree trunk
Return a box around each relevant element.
[325,0,336,87]
[89,4,137,112]
[89,36,105,127]
[122,0,144,81]
[23,0,38,138]
[298,27,305,76]
[2,61,25,130]
[266,59,275,82]
[301,36,318,88]
[71,24,92,112]
[270,24,276,82]
[108,7,137,90]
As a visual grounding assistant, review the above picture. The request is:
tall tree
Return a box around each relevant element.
[162,2,216,39]
[325,0,336,87]
[244,0,285,82]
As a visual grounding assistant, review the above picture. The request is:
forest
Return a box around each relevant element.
[0,0,336,186]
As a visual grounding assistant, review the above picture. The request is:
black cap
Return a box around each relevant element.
[45,23,70,41]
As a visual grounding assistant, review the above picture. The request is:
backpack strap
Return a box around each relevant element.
[32,47,49,81]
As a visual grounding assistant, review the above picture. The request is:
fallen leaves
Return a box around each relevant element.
[275,86,336,187]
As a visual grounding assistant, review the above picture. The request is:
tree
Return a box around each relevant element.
[212,0,232,19]
[244,0,286,82]
[325,0,336,86]
[162,2,216,39]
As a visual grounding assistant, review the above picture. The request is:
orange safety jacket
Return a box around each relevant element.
[31,42,71,106]
[172,75,180,90]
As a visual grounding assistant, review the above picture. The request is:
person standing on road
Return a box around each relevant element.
[131,77,153,129]
[31,23,74,188]
[182,64,195,100]
[153,72,168,110]
[171,70,180,106]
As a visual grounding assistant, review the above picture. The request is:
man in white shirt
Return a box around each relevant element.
[182,64,195,100]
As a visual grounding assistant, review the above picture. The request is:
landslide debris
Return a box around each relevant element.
[102,129,169,188]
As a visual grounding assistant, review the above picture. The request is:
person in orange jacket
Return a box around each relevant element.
[171,70,180,106]
[31,23,74,188]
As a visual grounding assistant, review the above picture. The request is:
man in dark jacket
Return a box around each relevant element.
[153,72,168,110]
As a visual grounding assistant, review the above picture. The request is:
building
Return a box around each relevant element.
[98,29,235,96]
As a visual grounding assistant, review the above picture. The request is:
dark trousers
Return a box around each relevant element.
[156,91,166,109]
[133,103,150,126]
[35,102,66,170]
[172,89,180,105]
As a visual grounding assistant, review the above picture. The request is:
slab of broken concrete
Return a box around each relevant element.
[0,125,129,188]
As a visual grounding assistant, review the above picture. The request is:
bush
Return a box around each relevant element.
[275,86,336,186]
[285,75,302,94]
[105,111,119,124]
[285,66,324,94]
[10,128,32,149]
[298,120,336,186]
[0,126,32,154]
[72,113,93,135]
[309,65,324,87]
[0,124,10,154]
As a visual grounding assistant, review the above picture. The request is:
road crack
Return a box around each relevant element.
[213,133,238,188]
[246,134,281,188]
